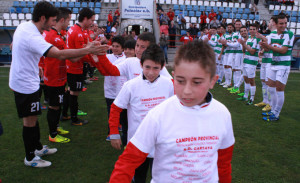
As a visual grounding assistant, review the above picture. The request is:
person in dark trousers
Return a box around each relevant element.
[168,21,177,48]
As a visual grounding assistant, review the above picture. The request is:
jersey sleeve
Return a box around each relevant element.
[95,55,121,76]
[109,103,124,136]
[116,59,130,78]
[30,34,52,57]
[160,67,173,79]
[217,145,234,183]
[113,81,131,109]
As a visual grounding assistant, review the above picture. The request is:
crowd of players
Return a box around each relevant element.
[7,1,293,182]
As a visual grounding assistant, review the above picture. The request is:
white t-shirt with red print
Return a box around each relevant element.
[113,75,174,156]
[104,53,125,99]
[130,94,235,183]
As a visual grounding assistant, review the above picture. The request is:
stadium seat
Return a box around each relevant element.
[82,2,87,8]
[290,22,296,28]
[175,10,180,16]
[232,8,237,13]
[216,2,222,7]
[255,14,260,20]
[286,11,291,16]
[16,7,22,13]
[296,29,300,35]
[69,2,74,8]
[20,1,26,8]
[274,10,279,15]
[241,19,246,25]
[95,14,99,20]
[225,7,231,13]
[3,13,10,20]
[187,5,192,11]
[193,5,198,11]
[184,11,188,16]
[185,17,190,23]
[244,8,250,14]
[23,8,29,13]
[174,4,179,10]
[104,0,109,3]
[210,2,216,7]
[191,17,197,23]
[61,2,68,8]
[269,5,274,11]
[89,2,94,8]
[287,5,292,11]
[1,47,11,55]
[13,20,19,26]
[229,13,234,19]
[27,2,33,8]
[238,8,243,14]
[54,2,60,7]
[0,20,3,26]
[30,8,34,13]
[236,14,241,19]
[223,13,228,19]
[13,1,19,7]
[223,2,228,7]
[189,11,195,16]
[213,7,218,12]
[111,0,116,3]
[196,11,201,17]
[242,14,248,19]
[181,30,187,35]
[18,13,25,20]
[75,2,80,8]
[240,3,246,8]
[191,1,197,6]
[275,5,280,10]
[180,5,186,11]
[159,0,165,4]
[229,2,234,7]
[94,8,100,14]
[199,6,205,11]
[206,6,211,12]
[185,0,191,5]
[9,7,15,13]
[280,5,286,11]
[178,0,184,5]
[95,2,101,8]
[291,17,297,22]
[227,18,232,23]
[249,14,254,20]
[292,11,298,17]
[11,13,17,20]
[172,0,177,5]
[204,1,209,6]
[25,13,32,20]
[219,7,224,13]
[289,28,295,34]
[166,0,171,4]
[73,8,79,14]
[198,1,203,6]
[234,3,239,8]
[5,20,12,26]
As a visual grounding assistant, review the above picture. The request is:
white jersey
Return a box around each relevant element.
[9,21,52,94]
[113,75,174,157]
[116,57,172,80]
[104,53,125,99]
[131,94,235,183]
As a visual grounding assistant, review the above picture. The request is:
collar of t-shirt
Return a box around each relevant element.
[114,53,123,59]
[75,23,84,31]
[180,92,213,110]
[142,73,160,83]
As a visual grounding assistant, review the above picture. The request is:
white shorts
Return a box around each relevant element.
[219,55,224,65]
[233,53,243,70]
[267,66,290,85]
[260,63,271,81]
[215,54,220,65]
[243,65,256,78]
[224,53,232,66]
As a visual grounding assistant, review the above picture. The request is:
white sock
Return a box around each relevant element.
[250,85,256,101]
[227,68,232,85]
[234,71,241,87]
[268,87,277,113]
[225,68,231,85]
[274,91,284,117]
[244,83,251,99]
[235,74,244,88]
[262,82,268,104]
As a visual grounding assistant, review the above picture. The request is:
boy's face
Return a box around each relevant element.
[124,48,135,58]
[111,42,123,55]
[173,61,218,107]
[135,39,150,59]
[141,59,162,83]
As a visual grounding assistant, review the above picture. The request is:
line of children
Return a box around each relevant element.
[109,41,235,183]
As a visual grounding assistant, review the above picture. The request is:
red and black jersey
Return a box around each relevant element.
[66,24,93,74]
[43,28,67,87]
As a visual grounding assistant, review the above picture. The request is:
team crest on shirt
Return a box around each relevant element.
[55,38,60,42]
[78,34,83,38]
[280,34,284,39]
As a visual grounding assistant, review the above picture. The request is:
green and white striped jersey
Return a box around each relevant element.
[230,31,243,54]
[209,34,221,54]
[267,29,294,68]
[224,33,234,54]
[262,35,272,63]
[244,36,260,66]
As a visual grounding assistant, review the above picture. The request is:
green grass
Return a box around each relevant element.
[0,67,299,182]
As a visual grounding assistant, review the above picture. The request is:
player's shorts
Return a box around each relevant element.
[219,55,224,65]
[215,54,220,65]
[46,85,65,106]
[233,53,243,70]
[224,53,232,66]
[243,65,256,78]
[267,66,290,85]
[14,89,41,118]
[67,73,84,91]
[260,63,271,81]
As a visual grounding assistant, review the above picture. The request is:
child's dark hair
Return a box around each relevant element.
[111,35,125,48]
[78,8,95,22]
[57,7,72,22]
[141,44,165,67]
[137,32,156,45]
[124,39,136,49]
[32,1,58,22]
[174,41,216,78]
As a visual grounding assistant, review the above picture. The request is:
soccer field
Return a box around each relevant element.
[0,67,299,182]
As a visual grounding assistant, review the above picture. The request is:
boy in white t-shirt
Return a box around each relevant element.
[109,44,174,183]
[109,41,235,183]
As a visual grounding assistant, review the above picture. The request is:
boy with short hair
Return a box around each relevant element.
[109,44,174,183]
[109,41,235,183]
